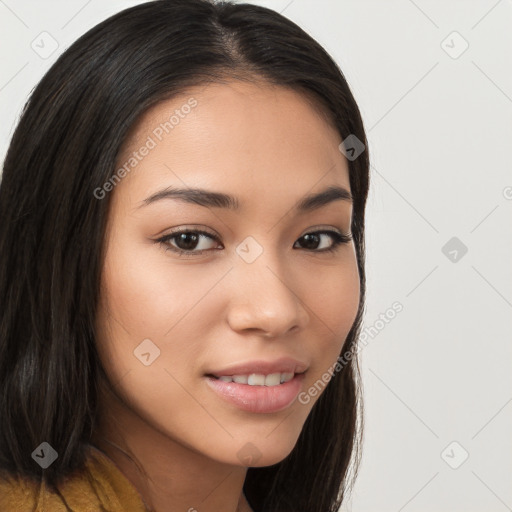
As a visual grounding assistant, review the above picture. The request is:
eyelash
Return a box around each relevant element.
[156,228,352,257]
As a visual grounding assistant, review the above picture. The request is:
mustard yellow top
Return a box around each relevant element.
[0,445,149,511]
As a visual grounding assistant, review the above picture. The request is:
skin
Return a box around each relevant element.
[92,79,360,512]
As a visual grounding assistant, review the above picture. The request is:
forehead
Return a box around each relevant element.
[113,80,351,210]
[125,78,339,143]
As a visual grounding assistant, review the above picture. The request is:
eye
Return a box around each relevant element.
[294,230,352,253]
[156,227,352,257]
[157,229,220,256]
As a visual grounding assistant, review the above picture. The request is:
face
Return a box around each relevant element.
[95,79,360,467]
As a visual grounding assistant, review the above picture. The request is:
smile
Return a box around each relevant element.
[205,372,306,414]
[210,372,295,386]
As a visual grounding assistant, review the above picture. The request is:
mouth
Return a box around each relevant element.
[205,371,301,386]
[204,371,307,414]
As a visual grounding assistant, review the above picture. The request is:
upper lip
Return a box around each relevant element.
[207,357,309,377]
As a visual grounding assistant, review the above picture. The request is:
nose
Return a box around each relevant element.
[226,253,310,338]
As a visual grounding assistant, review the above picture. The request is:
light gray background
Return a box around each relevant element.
[1,1,511,511]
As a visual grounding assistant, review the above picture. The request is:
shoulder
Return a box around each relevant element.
[0,445,147,511]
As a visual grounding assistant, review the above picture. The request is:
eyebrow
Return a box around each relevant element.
[138,184,353,212]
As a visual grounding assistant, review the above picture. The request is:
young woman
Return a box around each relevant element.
[0,1,370,510]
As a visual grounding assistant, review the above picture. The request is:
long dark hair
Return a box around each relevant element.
[0,1,370,510]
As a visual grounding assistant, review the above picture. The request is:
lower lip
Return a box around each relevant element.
[205,373,305,414]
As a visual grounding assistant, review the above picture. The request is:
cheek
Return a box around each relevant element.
[303,255,360,371]
[94,240,209,428]
[100,234,210,338]
[96,234,226,383]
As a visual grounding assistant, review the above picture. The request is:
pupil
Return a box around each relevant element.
[302,233,319,250]
[177,233,198,250]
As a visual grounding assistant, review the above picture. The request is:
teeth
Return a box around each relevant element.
[280,372,294,383]
[215,372,295,386]
[247,374,265,385]
[265,373,281,386]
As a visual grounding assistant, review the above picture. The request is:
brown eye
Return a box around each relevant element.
[156,228,352,258]
[157,229,220,256]
[294,230,352,253]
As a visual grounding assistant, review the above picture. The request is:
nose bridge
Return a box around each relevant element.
[226,235,309,336]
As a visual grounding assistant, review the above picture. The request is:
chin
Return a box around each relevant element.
[220,434,301,468]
